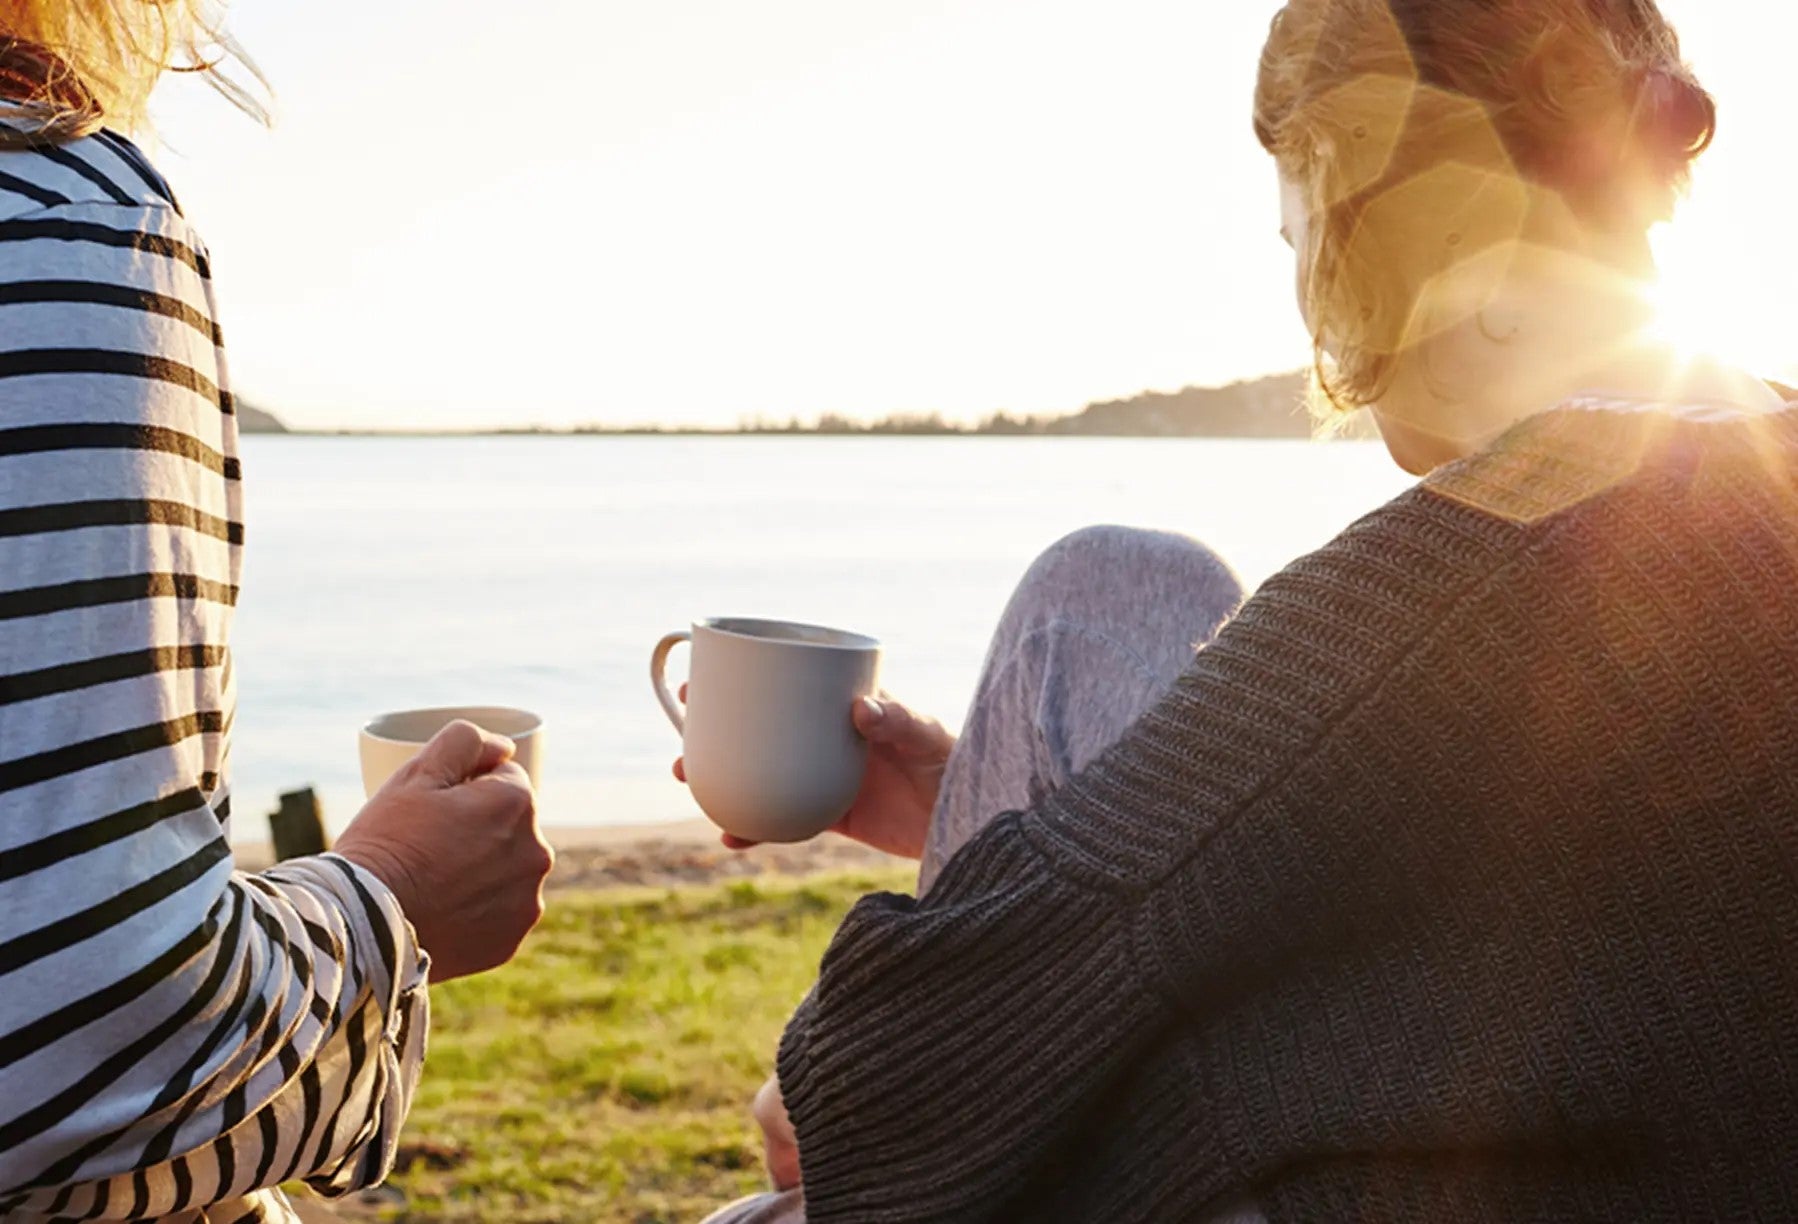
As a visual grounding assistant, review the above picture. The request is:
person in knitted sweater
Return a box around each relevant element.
[696,1,1798,1220]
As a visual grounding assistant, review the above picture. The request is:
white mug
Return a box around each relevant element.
[359,706,545,799]
[652,618,881,843]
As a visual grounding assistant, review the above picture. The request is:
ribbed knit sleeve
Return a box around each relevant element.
[778,818,1176,1222]
[1022,488,1525,893]
[785,406,1798,1221]
[778,469,1559,1221]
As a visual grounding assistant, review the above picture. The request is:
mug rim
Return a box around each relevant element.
[361,705,544,746]
[698,616,879,652]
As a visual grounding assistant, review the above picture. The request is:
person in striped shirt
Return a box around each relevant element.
[0,13,555,1224]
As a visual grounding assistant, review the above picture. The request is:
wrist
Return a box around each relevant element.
[334,838,418,919]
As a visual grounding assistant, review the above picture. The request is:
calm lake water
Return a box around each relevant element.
[229,435,1416,836]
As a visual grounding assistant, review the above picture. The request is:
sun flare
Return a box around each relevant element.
[1647,217,1794,383]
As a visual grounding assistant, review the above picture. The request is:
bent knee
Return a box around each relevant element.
[985,523,1244,689]
[1019,525,1240,610]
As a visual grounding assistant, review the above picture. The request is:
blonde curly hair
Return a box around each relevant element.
[1255,0,1714,420]
[0,0,263,146]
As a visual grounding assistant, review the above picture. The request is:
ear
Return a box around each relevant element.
[1410,239,1521,345]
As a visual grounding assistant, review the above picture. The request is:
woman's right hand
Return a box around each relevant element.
[336,721,555,983]
[672,687,955,861]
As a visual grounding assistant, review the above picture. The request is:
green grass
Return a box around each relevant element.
[371,870,913,1223]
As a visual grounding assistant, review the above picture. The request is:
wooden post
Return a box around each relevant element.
[271,788,330,862]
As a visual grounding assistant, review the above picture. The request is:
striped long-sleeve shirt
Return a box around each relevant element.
[0,116,428,1221]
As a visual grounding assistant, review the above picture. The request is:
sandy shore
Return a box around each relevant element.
[236,819,909,890]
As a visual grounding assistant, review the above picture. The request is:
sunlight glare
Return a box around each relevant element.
[1648,217,1792,381]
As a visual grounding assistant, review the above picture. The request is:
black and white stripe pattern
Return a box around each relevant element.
[0,113,427,1222]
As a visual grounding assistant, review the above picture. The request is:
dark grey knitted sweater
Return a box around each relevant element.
[778,401,1798,1222]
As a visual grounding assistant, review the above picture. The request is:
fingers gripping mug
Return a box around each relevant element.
[359,706,544,798]
[651,618,881,843]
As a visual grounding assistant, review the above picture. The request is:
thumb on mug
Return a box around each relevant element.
[854,695,919,744]
[417,720,516,787]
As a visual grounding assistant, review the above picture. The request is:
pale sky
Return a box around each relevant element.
[148,1,1797,432]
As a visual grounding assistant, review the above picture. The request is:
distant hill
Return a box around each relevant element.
[1044,372,1314,438]
[248,371,1376,440]
[237,402,289,434]
[224,369,1794,441]
[729,371,1352,439]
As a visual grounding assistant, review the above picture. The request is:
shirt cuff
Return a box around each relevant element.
[263,853,431,1028]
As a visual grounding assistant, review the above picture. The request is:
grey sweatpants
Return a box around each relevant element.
[704,526,1261,1224]
[919,524,1244,892]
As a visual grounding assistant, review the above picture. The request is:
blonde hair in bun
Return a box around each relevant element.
[1255,0,1713,417]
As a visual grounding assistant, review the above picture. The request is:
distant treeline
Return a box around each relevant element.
[240,370,1389,439]
[582,371,1334,440]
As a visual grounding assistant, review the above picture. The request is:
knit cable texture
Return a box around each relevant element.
[783,402,1798,1223]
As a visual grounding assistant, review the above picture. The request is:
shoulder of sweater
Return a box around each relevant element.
[1425,399,1798,527]
[1013,415,1703,892]
[1021,403,1798,897]
[1013,487,1539,894]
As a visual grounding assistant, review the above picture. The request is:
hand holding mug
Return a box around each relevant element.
[651,618,884,845]
[337,721,554,983]
[359,706,544,796]
[672,686,953,859]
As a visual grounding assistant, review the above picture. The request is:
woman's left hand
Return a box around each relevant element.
[753,1073,801,1191]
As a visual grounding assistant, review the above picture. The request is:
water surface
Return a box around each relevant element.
[230,435,1416,834]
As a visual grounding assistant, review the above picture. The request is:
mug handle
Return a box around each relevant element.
[651,631,692,733]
